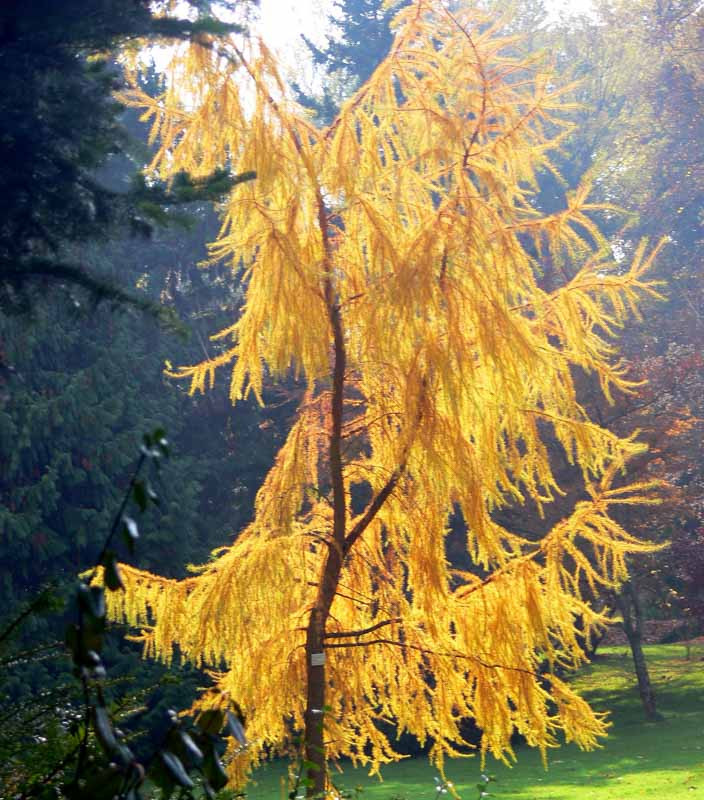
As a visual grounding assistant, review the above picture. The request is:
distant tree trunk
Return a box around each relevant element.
[615,579,661,721]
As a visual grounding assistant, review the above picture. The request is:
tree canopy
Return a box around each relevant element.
[102,1,663,793]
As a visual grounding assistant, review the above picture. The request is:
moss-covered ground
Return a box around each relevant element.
[243,642,704,799]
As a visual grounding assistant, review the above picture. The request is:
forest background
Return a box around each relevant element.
[0,0,702,796]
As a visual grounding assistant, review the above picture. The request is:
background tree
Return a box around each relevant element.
[479,0,703,719]
[295,0,410,123]
[103,2,663,795]
[0,0,276,628]
[0,164,285,785]
[549,0,704,667]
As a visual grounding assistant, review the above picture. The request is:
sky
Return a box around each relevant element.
[258,0,597,58]
[254,0,597,96]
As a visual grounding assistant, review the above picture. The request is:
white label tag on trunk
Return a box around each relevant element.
[311,652,325,666]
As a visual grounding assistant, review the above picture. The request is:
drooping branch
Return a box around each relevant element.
[443,8,488,170]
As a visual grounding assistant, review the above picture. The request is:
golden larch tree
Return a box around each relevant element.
[107,2,663,794]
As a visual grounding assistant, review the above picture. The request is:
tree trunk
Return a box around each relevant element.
[302,196,410,795]
[616,580,661,721]
[304,543,344,796]
[303,256,348,797]
[304,609,328,797]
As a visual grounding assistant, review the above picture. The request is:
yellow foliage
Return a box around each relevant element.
[107,0,663,789]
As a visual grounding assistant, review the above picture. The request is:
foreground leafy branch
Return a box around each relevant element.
[3,430,243,800]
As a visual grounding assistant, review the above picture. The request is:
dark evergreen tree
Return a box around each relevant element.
[0,216,284,607]
[0,0,251,311]
[0,3,279,790]
[0,202,287,790]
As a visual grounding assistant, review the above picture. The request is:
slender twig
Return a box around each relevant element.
[0,640,62,668]
[323,618,402,639]
[89,451,148,583]
[323,637,542,678]
[438,246,449,288]
[443,8,487,170]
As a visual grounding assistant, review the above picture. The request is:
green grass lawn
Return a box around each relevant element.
[243,642,704,800]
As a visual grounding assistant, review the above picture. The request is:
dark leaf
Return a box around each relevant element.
[103,551,125,591]
[202,742,228,791]
[78,583,106,621]
[178,730,204,763]
[226,710,246,747]
[133,479,148,512]
[160,750,194,788]
[196,708,225,735]
[122,515,140,554]
[146,481,160,505]
[81,657,107,680]
[94,704,119,755]
[143,427,169,459]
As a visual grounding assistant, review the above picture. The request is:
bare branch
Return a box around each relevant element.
[343,468,404,555]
